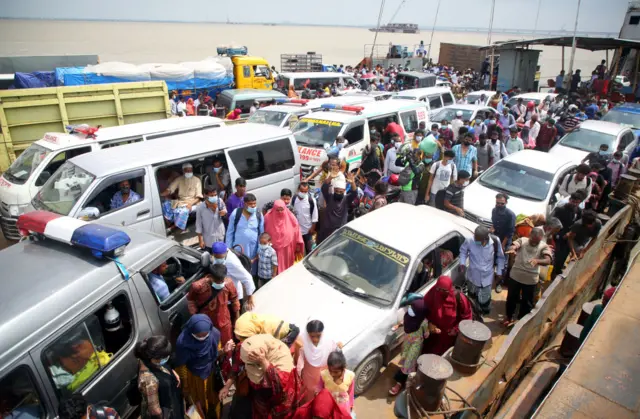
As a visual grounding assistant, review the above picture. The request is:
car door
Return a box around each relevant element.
[548,165,575,214]
[76,168,153,232]
[342,122,366,169]
[134,246,205,345]
[427,95,443,117]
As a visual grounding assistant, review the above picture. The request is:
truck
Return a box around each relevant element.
[216,47,276,89]
[0,80,171,172]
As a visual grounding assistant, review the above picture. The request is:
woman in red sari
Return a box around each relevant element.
[422,276,472,355]
[265,199,304,274]
[293,389,351,419]
[240,334,303,419]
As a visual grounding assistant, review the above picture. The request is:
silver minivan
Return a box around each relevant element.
[0,218,218,417]
[29,124,301,246]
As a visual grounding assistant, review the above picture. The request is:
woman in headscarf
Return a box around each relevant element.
[292,389,351,419]
[174,314,221,417]
[186,98,196,116]
[264,199,304,273]
[297,320,338,403]
[226,108,242,120]
[240,334,303,419]
[389,299,429,396]
[422,276,472,355]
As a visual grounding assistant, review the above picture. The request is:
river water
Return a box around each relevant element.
[0,19,605,80]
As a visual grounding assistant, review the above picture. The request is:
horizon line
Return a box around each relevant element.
[0,17,618,36]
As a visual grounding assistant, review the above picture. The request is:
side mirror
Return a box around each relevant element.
[201,251,212,268]
[35,171,51,187]
[77,207,100,220]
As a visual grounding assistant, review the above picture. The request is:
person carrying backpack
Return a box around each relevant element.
[291,182,319,254]
[459,226,506,314]
[397,148,423,204]
[426,150,457,206]
[225,193,264,277]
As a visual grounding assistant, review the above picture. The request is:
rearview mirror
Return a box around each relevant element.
[201,251,212,268]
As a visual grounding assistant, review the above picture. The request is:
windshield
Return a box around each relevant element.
[305,228,410,305]
[602,109,640,129]
[558,129,616,153]
[3,144,52,185]
[33,161,96,216]
[479,160,554,201]
[247,109,289,127]
[432,108,473,122]
[293,118,344,147]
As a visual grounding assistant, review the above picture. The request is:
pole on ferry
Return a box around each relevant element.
[426,0,442,65]
[534,0,542,33]
[370,0,386,68]
[566,0,582,85]
[488,0,496,89]
[632,49,640,94]
[562,46,565,72]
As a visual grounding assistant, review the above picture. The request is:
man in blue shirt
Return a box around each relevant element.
[110,180,141,210]
[147,261,185,302]
[584,99,599,120]
[459,226,505,314]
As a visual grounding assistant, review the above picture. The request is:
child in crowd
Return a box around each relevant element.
[256,233,278,288]
[318,351,356,418]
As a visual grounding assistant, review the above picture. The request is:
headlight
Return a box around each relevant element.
[8,204,29,217]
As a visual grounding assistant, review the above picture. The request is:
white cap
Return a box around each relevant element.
[456,111,463,117]
[182,162,193,170]
[332,178,346,190]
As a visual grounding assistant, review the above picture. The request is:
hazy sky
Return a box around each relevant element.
[0,0,630,32]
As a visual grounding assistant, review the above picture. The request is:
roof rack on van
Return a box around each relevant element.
[17,211,131,261]
[274,98,309,106]
[320,104,364,114]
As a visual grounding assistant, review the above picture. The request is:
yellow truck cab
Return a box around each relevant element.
[231,56,275,90]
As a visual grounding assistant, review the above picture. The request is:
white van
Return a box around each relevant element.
[392,87,456,117]
[28,124,300,246]
[293,100,429,184]
[246,96,378,129]
[0,117,224,240]
[277,72,360,94]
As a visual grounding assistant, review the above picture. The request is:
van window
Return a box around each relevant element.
[243,66,251,78]
[42,294,133,396]
[620,131,635,149]
[100,137,143,149]
[143,253,204,306]
[236,99,257,115]
[428,96,443,110]
[408,233,464,293]
[82,170,145,217]
[400,110,419,133]
[0,366,45,419]
[36,146,92,187]
[442,93,454,106]
[344,123,364,145]
[228,138,295,180]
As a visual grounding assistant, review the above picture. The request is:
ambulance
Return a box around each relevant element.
[0,117,224,240]
[293,100,429,184]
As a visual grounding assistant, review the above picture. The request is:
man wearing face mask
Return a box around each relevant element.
[551,191,584,277]
[505,126,524,154]
[452,133,478,177]
[476,134,494,172]
[205,158,230,201]
[292,182,319,254]
[226,193,264,278]
[196,186,228,252]
[187,264,239,344]
[317,173,357,244]
[503,228,552,325]
[148,261,185,302]
[160,162,203,231]
[383,133,405,177]
[110,179,141,210]
[210,242,256,311]
[491,193,516,292]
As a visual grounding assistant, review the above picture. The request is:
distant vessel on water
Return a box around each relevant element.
[370,23,420,34]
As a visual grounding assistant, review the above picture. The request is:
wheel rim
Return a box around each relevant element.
[357,358,380,391]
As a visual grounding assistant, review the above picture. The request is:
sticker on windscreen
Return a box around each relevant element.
[301,118,342,127]
[341,229,410,266]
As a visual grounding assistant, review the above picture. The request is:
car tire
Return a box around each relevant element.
[354,349,384,395]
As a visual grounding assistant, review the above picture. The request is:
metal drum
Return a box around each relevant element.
[608,194,627,217]
[628,168,640,191]
[414,354,454,412]
[578,301,597,326]
[613,174,637,200]
[451,320,492,373]
[559,323,584,357]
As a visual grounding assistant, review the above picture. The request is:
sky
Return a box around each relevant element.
[0,0,630,33]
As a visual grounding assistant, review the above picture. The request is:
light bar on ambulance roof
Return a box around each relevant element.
[274,98,309,106]
[17,211,131,259]
[320,104,364,114]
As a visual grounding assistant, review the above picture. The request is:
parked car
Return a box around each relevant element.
[430,104,498,126]
[463,150,575,227]
[252,203,478,395]
[549,120,636,163]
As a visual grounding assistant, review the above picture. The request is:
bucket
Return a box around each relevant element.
[578,301,597,325]
[414,354,453,412]
[451,320,491,373]
[559,323,584,357]
[613,174,637,200]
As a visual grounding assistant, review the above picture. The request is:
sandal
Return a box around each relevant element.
[502,318,515,328]
[388,382,403,396]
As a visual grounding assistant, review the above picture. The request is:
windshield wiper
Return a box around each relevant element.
[2,171,18,182]
[339,287,391,304]
[305,262,350,287]
[305,262,390,304]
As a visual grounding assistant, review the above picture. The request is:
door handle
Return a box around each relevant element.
[169,312,179,324]
[137,209,151,217]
